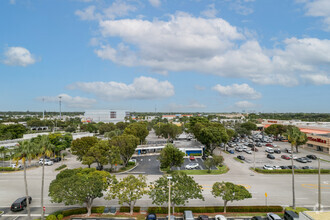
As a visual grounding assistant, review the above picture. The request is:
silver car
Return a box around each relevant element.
[185,163,199,170]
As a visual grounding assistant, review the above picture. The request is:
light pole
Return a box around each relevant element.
[253,144,256,170]
[167,176,172,220]
[291,144,295,209]
[318,157,321,211]
[59,96,62,120]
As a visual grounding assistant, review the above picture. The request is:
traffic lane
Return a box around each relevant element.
[128,155,163,175]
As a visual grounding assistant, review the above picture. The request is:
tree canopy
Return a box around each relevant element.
[71,136,98,162]
[159,144,185,169]
[212,181,252,213]
[149,172,204,213]
[49,168,116,216]
[109,134,139,166]
[123,122,149,143]
[284,126,308,153]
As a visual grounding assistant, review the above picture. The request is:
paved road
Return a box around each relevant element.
[1,146,330,219]
[129,155,163,175]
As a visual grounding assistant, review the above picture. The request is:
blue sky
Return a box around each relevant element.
[1,0,330,113]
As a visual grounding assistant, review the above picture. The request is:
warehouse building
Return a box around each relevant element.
[83,110,130,123]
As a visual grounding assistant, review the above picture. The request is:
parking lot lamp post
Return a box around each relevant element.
[253,144,256,170]
[167,176,172,220]
[291,144,296,209]
[318,157,321,211]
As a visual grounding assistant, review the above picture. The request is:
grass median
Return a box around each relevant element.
[162,165,229,175]
[234,157,244,163]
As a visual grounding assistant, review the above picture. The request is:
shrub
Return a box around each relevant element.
[285,207,309,214]
[55,165,67,171]
[61,208,87,217]
[57,214,63,220]
[189,153,202,156]
[91,206,105,213]
[226,206,283,212]
[119,206,140,213]
[46,215,57,220]
[0,167,16,171]
[127,161,136,166]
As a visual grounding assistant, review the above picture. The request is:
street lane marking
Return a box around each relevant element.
[301,184,330,189]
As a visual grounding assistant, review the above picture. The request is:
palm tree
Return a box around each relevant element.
[0,146,6,167]
[38,135,54,220]
[14,140,38,220]
[285,126,308,210]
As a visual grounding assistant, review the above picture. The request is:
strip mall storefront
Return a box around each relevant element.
[306,134,330,154]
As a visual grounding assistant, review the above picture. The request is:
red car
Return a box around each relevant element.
[266,144,273,147]
[281,155,290,160]
[189,155,195,160]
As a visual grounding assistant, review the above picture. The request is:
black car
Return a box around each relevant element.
[267,154,275,159]
[302,166,313,169]
[237,155,245,160]
[198,215,209,220]
[11,196,32,211]
[284,210,299,220]
[301,157,312,163]
[146,213,157,220]
[280,166,289,169]
[306,155,317,160]
[274,149,281,154]
[51,157,62,162]
[251,217,263,220]
[288,165,299,169]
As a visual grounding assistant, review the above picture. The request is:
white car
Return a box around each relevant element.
[263,165,273,170]
[39,159,53,166]
[273,166,281,170]
[185,163,199,170]
[244,149,252,154]
[10,164,22,169]
[215,215,227,220]
[289,155,298,160]
[267,213,281,220]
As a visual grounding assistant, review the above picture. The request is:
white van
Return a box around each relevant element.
[183,210,194,220]
[265,147,274,153]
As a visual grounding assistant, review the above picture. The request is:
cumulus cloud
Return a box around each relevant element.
[168,101,206,111]
[201,4,218,18]
[92,11,330,86]
[75,0,136,21]
[212,83,261,99]
[38,94,96,109]
[149,0,161,8]
[3,47,37,66]
[302,74,330,85]
[235,100,256,109]
[68,76,174,101]
[299,0,330,30]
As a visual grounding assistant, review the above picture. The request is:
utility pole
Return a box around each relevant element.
[42,98,45,120]
[318,157,321,211]
[59,96,62,120]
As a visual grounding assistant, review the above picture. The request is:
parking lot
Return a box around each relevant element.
[227,141,330,169]
[172,157,217,171]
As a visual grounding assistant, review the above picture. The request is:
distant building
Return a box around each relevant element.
[83,110,130,123]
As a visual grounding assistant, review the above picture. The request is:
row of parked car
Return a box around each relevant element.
[146,211,294,220]
[263,164,315,170]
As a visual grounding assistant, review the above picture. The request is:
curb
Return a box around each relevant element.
[114,164,139,174]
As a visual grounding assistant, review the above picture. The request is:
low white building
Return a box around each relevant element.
[83,110,130,123]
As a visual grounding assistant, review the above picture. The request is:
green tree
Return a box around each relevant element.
[48,133,72,155]
[109,134,139,167]
[116,122,129,131]
[107,174,148,215]
[49,168,117,216]
[198,125,229,154]
[98,123,116,135]
[226,129,236,139]
[82,140,110,169]
[158,123,183,140]
[235,122,257,136]
[265,124,287,137]
[108,146,122,171]
[212,181,252,213]
[71,136,98,165]
[149,172,204,213]
[104,129,123,139]
[159,144,185,169]
[124,122,149,143]
[14,140,38,219]
[0,124,27,140]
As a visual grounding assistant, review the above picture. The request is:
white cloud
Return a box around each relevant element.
[230,0,254,15]
[212,83,261,99]
[9,0,16,5]
[90,12,330,86]
[299,0,330,30]
[68,76,174,101]
[75,0,136,21]
[149,0,161,8]
[168,101,206,111]
[235,100,256,109]
[39,94,97,109]
[201,4,218,18]
[302,74,330,85]
[3,47,37,67]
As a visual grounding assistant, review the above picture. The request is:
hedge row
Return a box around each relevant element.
[254,168,330,174]
[0,167,16,171]
[119,206,141,212]
[147,206,283,213]
[189,153,202,156]
[285,207,309,214]
[55,165,67,171]
[51,206,105,217]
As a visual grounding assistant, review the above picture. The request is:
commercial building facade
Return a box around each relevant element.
[83,110,130,124]
[306,133,330,154]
